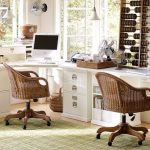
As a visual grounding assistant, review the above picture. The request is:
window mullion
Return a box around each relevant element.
[104,0,108,38]
[85,0,87,53]
[12,0,17,39]
[63,0,68,60]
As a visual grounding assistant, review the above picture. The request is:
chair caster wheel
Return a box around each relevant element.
[108,141,112,146]
[143,133,146,138]
[96,134,100,139]
[23,125,26,130]
[138,141,142,145]
[5,120,9,126]
[47,121,51,126]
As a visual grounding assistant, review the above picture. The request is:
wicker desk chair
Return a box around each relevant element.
[4,63,51,129]
[95,72,150,146]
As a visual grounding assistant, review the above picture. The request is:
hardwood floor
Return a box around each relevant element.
[10,102,150,129]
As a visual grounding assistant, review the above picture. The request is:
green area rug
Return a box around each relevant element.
[0,118,149,150]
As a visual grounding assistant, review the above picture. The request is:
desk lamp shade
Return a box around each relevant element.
[91,0,100,20]
[2,0,14,20]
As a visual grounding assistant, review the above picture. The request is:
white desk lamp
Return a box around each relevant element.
[2,0,14,21]
[91,0,100,20]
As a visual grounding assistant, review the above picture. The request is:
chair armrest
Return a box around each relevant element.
[17,76,49,98]
[132,87,150,99]
[24,76,49,87]
[17,71,48,84]
[16,72,49,88]
[18,70,39,77]
[22,76,48,86]
[37,77,49,87]
[132,87,150,91]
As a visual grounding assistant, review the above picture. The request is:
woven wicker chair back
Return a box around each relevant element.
[3,63,50,100]
[96,72,150,113]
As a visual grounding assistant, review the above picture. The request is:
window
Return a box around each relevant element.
[61,0,98,60]
[61,0,120,59]
[105,0,120,41]
[0,0,24,45]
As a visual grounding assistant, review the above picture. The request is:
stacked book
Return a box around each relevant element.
[14,38,33,45]
[94,95,103,109]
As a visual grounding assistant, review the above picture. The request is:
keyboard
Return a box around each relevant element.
[39,61,56,64]
[26,59,56,64]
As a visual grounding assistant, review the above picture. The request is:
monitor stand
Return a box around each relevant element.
[43,57,52,63]
[41,57,56,64]
[27,57,55,64]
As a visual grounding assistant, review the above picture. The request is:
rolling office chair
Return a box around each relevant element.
[95,72,150,146]
[3,63,51,129]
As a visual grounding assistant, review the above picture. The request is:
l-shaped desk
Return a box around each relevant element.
[1,61,150,126]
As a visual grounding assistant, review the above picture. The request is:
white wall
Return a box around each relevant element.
[25,0,60,33]
[40,0,54,33]
[26,0,41,32]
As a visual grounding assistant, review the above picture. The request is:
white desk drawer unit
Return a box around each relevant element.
[63,71,86,82]
[0,69,10,91]
[63,70,87,94]
[0,91,10,113]
[63,93,87,117]
[63,83,87,94]
[62,69,92,122]
[0,69,10,114]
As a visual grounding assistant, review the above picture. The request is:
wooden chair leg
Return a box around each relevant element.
[23,116,29,130]
[96,114,148,146]
[31,110,51,122]
[17,110,23,114]
[5,106,51,129]
[97,125,120,134]
[5,111,25,121]
[127,127,145,141]
[130,126,148,135]
[109,127,122,142]
[35,110,46,115]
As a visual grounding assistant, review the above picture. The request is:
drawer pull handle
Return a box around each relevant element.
[72,74,77,80]
[72,85,77,91]
[72,101,77,108]
[72,96,77,100]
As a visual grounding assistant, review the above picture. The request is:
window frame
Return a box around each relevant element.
[61,0,120,59]
[63,0,102,60]
[63,0,108,59]
[0,0,25,45]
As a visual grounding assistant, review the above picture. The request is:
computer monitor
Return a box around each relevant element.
[32,33,60,62]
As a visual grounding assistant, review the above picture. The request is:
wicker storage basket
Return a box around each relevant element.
[20,24,37,39]
[49,88,63,112]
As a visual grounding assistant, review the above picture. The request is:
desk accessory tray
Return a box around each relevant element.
[77,60,116,69]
